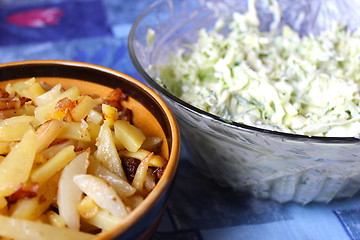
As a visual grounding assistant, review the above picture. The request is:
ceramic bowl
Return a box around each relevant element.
[0,60,180,239]
[128,0,360,204]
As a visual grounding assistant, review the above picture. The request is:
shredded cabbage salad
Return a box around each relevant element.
[156,0,360,137]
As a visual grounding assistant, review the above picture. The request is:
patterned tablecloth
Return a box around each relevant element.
[1,0,360,239]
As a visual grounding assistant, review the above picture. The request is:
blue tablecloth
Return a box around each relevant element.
[1,1,360,239]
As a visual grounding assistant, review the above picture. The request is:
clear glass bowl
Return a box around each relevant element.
[128,0,360,204]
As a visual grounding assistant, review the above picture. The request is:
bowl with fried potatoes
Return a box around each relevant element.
[0,60,180,240]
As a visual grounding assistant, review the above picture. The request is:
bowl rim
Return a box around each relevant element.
[128,0,360,144]
[0,59,181,239]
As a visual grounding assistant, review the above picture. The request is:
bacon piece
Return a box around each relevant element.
[7,182,39,203]
[122,157,140,182]
[74,146,85,152]
[19,97,31,105]
[119,108,133,123]
[0,89,9,98]
[102,99,122,112]
[0,96,31,110]
[102,88,128,112]
[55,97,76,110]
[0,98,20,110]
[0,97,31,110]
[52,97,76,122]
[106,88,127,102]
[153,166,166,181]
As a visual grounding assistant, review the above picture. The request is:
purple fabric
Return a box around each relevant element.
[0,1,111,46]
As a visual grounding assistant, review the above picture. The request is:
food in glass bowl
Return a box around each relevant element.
[129,0,360,204]
[158,2,360,137]
[0,60,180,240]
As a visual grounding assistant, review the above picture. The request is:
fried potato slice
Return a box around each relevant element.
[102,104,118,129]
[31,145,76,185]
[35,86,80,123]
[0,215,94,240]
[36,119,64,153]
[10,174,60,220]
[0,129,38,197]
[58,150,90,230]
[57,121,91,142]
[73,174,128,219]
[82,208,122,231]
[114,120,145,152]
[132,152,152,191]
[87,158,136,198]
[94,122,125,179]
[119,149,166,168]
[71,96,100,122]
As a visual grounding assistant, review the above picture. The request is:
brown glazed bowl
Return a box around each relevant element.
[0,60,180,240]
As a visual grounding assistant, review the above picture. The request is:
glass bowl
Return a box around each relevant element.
[128,0,360,204]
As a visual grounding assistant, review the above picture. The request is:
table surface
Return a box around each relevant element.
[1,0,360,239]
